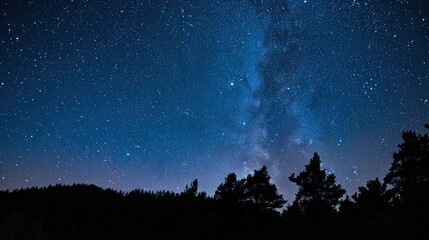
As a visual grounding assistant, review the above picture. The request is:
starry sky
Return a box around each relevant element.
[1,0,428,201]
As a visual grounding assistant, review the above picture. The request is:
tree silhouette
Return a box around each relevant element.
[338,195,356,214]
[182,178,199,197]
[214,173,245,203]
[244,166,286,211]
[2,126,429,239]
[384,124,429,205]
[352,178,391,213]
[289,152,345,215]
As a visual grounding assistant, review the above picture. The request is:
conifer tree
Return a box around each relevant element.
[182,178,199,197]
[352,178,391,213]
[384,125,429,205]
[244,166,286,211]
[289,152,345,215]
[214,173,245,202]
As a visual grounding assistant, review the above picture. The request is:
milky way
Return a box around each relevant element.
[1,0,428,201]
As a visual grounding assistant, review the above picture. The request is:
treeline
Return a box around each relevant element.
[1,124,428,239]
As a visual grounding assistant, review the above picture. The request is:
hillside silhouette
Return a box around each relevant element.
[1,124,428,239]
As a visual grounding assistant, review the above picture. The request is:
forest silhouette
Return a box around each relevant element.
[1,124,428,239]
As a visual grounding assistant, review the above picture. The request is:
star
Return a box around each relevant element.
[0,0,427,203]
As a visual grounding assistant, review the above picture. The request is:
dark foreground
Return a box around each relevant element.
[0,183,427,240]
[2,124,428,239]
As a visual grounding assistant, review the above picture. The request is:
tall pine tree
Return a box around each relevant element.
[214,173,245,203]
[215,167,286,211]
[351,178,391,213]
[244,166,286,211]
[384,124,429,205]
[289,152,345,215]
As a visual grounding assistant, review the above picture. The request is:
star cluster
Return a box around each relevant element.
[1,0,428,201]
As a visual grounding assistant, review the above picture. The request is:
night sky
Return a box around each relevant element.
[1,0,428,202]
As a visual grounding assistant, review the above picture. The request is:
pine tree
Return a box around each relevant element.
[182,178,199,197]
[244,166,286,211]
[384,125,429,205]
[214,173,245,202]
[352,178,391,213]
[289,152,345,215]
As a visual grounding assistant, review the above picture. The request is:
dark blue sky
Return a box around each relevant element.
[1,0,428,201]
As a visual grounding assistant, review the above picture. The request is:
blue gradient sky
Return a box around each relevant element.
[1,0,428,202]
